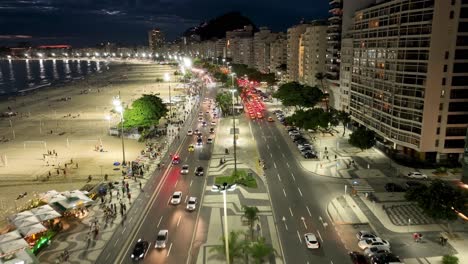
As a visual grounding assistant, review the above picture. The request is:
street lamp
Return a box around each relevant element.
[164,73,172,123]
[113,97,126,165]
[229,76,238,175]
[212,182,237,264]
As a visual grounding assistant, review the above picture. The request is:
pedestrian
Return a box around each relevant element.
[65,163,67,168]
[48,171,51,177]
[76,163,78,168]
[70,159,73,164]
[418,233,423,242]
[139,181,142,190]
[413,232,419,242]
[125,182,129,189]
[121,186,125,194]
[127,192,131,202]
[57,169,60,175]
[117,191,120,199]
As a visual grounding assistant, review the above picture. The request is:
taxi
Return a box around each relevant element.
[188,144,195,152]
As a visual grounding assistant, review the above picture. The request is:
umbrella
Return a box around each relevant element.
[0,238,29,256]
[113,162,121,166]
[18,223,47,237]
[30,204,55,215]
[36,210,61,221]
[0,230,21,244]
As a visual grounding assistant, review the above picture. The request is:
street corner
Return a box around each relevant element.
[327,196,368,226]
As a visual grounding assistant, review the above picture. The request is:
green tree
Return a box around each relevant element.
[348,127,376,151]
[209,231,248,263]
[249,237,275,264]
[315,72,327,92]
[337,110,351,136]
[122,94,167,129]
[442,255,459,264]
[273,82,323,110]
[215,92,233,115]
[405,180,466,234]
[242,205,260,240]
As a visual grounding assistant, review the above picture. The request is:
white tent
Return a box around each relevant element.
[0,231,21,244]
[12,216,40,229]
[30,205,55,215]
[0,238,29,256]
[35,210,61,222]
[8,211,34,223]
[18,223,47,237]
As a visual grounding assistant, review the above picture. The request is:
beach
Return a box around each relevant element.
[0,62,182,228]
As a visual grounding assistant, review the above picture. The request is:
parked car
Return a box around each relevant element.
[370,252,403,264]
[303,152,317,159]
[356,230,377,240]
[349,251,368,264]
[384,183,406,192]
[406,172,428,179]
[364,246,390,257]
[358,238,390,250]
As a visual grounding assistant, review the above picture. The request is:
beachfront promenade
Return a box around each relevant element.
[0,63,183,228]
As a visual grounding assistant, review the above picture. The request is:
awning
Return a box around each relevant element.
[0,238,29,256]
[13,216,40,229]
[18,223,47,237]
[0,231,21,244]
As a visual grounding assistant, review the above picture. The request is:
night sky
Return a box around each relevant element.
[0,0,328,47]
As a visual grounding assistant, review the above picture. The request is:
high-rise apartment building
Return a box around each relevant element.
[226,25,254,62]
[269,33,287,74]
[299,22,328,87]
[254,27,279,73]
[326,0,343,105]
[348,0,468,163]
[287,23,309,82]
[148,28,165,51]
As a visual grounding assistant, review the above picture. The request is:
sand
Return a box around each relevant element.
[0,61,183,228]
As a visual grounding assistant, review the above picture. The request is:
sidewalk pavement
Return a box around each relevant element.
[195,112,284,264]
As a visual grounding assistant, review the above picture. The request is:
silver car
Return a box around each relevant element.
[155,230,168,249]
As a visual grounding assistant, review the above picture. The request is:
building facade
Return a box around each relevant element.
[254,27,279,73]
[269,33,288,74]
[348,0,468,163]
[287,23,309,82]
[148,28,165,51]
[300,22,328,87]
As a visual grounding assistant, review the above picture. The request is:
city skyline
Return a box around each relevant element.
[0,0,328,47]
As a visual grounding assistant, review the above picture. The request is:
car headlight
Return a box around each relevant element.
[131,254,134,258]
[139,253,144,258]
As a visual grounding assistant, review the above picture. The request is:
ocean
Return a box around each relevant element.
[0,59,109,95]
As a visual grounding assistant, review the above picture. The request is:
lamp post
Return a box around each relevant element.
[164,73,172,123]
[230,73,237,176]
[212,183,237,264]
[113,97,126,165]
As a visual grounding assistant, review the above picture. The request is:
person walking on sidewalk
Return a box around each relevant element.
[139,181,142,190]
[413,233,419,242]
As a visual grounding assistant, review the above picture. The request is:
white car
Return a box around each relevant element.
[170,191,182,205]
[180,165,189,174]
[155,230,168,249]
[198,111,203,116]
[187,130,193,136]
[356,230,377,240]
[186,197,197,211]
[211,121,216,126]
[406,172,428,179]
[207,138,213,144]
[364,246,390,257]
[304,233,320,249]
[358,238,390,250]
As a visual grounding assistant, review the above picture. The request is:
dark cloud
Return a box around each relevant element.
[0,0,328,47]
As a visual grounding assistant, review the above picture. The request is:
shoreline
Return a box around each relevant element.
[0,62,181,228]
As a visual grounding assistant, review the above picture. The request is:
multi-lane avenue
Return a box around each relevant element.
[251,113,351,264]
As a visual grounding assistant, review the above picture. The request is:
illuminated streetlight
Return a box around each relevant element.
[113,97,126,164]
[164,73,172,124]
[183,57,192,68]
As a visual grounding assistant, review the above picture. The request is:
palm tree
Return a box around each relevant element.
[242,205,260,240]
[209,230,248,263]
[338,110,351,137]
[249,237,276,264]
[315,72,330,111]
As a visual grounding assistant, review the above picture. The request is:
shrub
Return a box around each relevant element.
[442,255,459,264]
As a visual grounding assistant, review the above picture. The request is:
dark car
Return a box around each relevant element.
[131,239,149,260]
[209,128,215,134]
[196,138,203,146]
[384,183,406,192]
[292,136,306,142]
[405,181,425,189]
[195,166,204,176]
[295,138,309,145]
[370,253,403,264]
[303,152,317,159]
[349,251,368,264]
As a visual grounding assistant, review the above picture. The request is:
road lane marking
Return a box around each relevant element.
[114,238,120,247]
[289,207,294,216]
[157,216,163,228]
[282,153,285,158]
[167,243,173,257]
[267,145,270,150]
[291,173,296,181]
[128,216,133,222]
[105,253,110,261]
[274,162,277,168]
[177,215,182,227]
[283,189,287,197]
[297,230,302,243]
[184,196,188,203]
[301,217,308,229]
[174,180,179,187]
[286,162,290,168]
[317,230,323,242]
[190,180,193,187]
[270,153,273,158]
[297,187,303,197]
[306,206,312,217]
[277,173,281,181]
[122,227,127,234]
